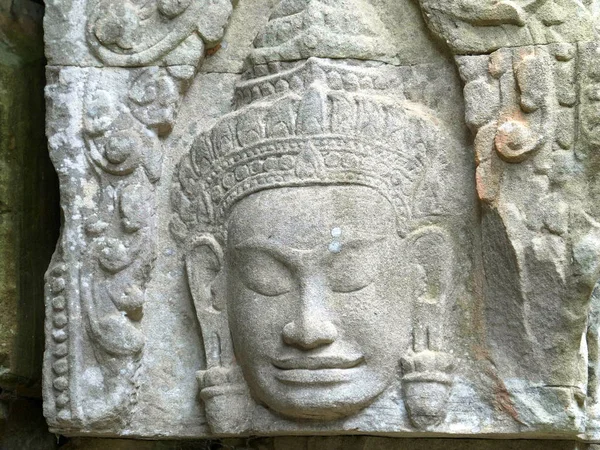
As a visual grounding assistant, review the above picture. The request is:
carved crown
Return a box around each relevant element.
[171,57,455,244]
[249,0,398,65]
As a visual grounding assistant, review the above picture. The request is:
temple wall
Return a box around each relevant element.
[4,0,600,448]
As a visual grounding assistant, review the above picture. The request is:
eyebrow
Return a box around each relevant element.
[232,234,388,257]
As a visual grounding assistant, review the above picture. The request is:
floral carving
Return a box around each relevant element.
[86,0,234,66]
[46,0,236,422]
[77,67,193,426]
[457,45,570,203]
[418,0,595,54]
[420,0,600,432]
[43,65,196,429]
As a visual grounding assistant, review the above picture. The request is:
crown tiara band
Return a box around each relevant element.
[200,136,416,222]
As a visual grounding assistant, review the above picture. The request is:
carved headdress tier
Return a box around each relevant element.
[249,0,398,64]
[171,57,454,243]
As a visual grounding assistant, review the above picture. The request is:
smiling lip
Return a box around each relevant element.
[273,355,364,370]
[272,355,364,385]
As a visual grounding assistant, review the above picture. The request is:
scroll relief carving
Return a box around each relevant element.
[44,0,234,432]
[45,65,194,430]
[86,0,234,66]
[79,67,183,427]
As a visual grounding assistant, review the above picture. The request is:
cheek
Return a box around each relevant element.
[227,280,292,356]
[333,281,411,357]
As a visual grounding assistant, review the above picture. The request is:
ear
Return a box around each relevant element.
[185,234,224,314]
[186,234,230,369]
[405,226,455,353]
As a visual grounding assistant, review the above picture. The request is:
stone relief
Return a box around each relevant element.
[418,0,597,54]
[43,0,600,442]
[171,54,463,432]
[45,64,197,430]
[86,0,232,66]
[427,4,600,438]
[44,0,233,432]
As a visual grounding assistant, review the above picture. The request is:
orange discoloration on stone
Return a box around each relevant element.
[476,169,489,202]
[474,346,524,425]
[495,112,540,163]
[206,43,222,57]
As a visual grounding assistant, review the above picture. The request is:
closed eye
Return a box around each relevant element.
[326,240,383,293]
[232,249,294,297]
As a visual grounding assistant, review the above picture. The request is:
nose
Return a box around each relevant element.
[282,319,338,350]
[282,276,339,350]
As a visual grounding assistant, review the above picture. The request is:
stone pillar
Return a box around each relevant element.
[0,0,59,396]
[0,0,60,448]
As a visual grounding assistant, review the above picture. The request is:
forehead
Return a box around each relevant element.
[227,185,396,247]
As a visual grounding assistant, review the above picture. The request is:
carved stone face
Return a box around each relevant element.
[225,185,412,420]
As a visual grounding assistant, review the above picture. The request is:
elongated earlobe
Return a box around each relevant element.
[402,226,456,430]
[186,235,252,434]
[405,226,455,352]
[185,234,229,369]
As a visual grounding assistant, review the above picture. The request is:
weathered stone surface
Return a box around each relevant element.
[418,0,597,54]
[44,0,232,67]
[203,0,446,75]
[0,0,59,394]
[43,0,600,444]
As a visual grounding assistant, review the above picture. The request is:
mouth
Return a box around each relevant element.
[272,355,364,385]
